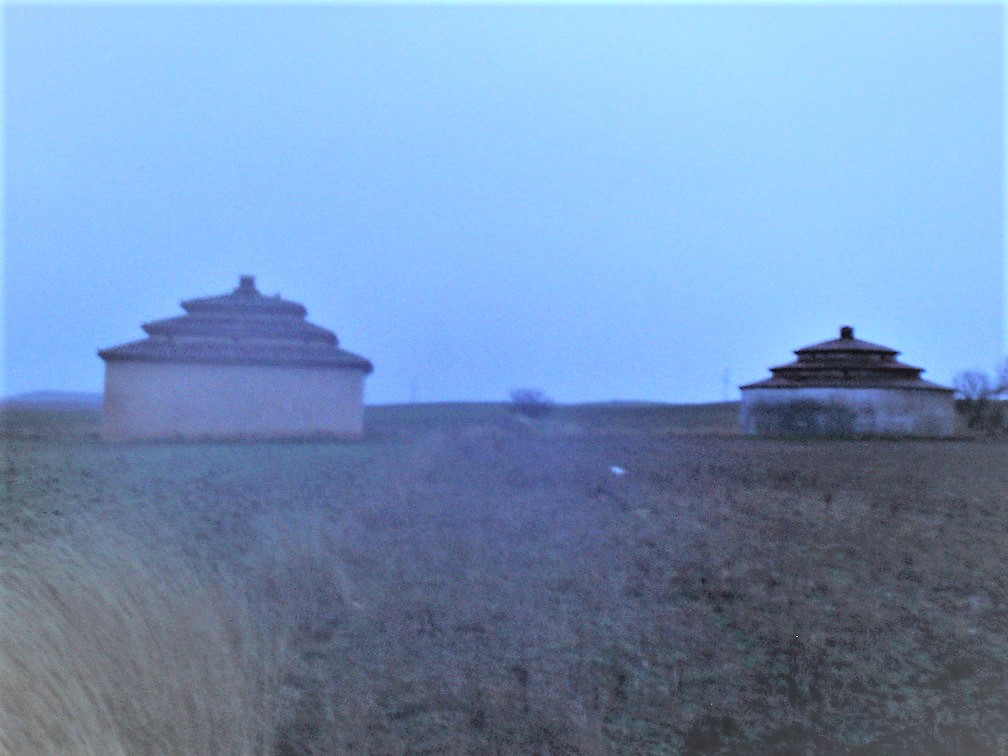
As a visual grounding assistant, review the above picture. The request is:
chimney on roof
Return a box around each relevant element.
[238,275,256,293]
[840,325,854,340]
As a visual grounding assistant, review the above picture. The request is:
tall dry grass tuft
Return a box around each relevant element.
[242,507,367,752]
[0,518,286,755]
[246,507,362,640]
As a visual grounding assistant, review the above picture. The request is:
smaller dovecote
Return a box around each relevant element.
[739,326,954,437]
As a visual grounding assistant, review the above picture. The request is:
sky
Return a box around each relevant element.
[3,3,1004,404]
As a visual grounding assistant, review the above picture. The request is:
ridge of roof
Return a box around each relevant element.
[99,338,373,371]
[794,326,898,355]
[766,358,925,374]
[740,376,953,392]
[181,275,308,317]
[141,314,338,344]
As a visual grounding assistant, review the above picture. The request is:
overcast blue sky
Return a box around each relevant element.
[3,4,1004,404]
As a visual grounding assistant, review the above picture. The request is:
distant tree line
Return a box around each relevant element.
[953,360,1008,434]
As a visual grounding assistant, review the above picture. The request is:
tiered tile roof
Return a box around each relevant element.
[99,276,373,371]
[741,326,950,391]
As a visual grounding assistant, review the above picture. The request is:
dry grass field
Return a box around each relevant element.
[2,401,1007,754]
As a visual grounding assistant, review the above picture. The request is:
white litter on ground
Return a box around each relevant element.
[610,465,626,476]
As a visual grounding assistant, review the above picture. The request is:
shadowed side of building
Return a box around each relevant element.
[99,276,373,440]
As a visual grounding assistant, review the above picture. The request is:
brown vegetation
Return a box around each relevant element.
[2,402,1007,753]
[0,518,284,754]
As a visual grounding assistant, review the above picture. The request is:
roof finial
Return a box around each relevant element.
[238,275,256,293]
[840,325,854,340]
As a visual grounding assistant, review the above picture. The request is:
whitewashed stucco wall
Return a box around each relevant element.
[739,387,954,437]
[102,361,366,440]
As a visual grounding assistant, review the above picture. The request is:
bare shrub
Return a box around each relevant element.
[509,388,555,419]
[953,369,1005,433]
[0,517,285,755]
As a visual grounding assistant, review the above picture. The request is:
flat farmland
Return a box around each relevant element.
[2,402,1007,754]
